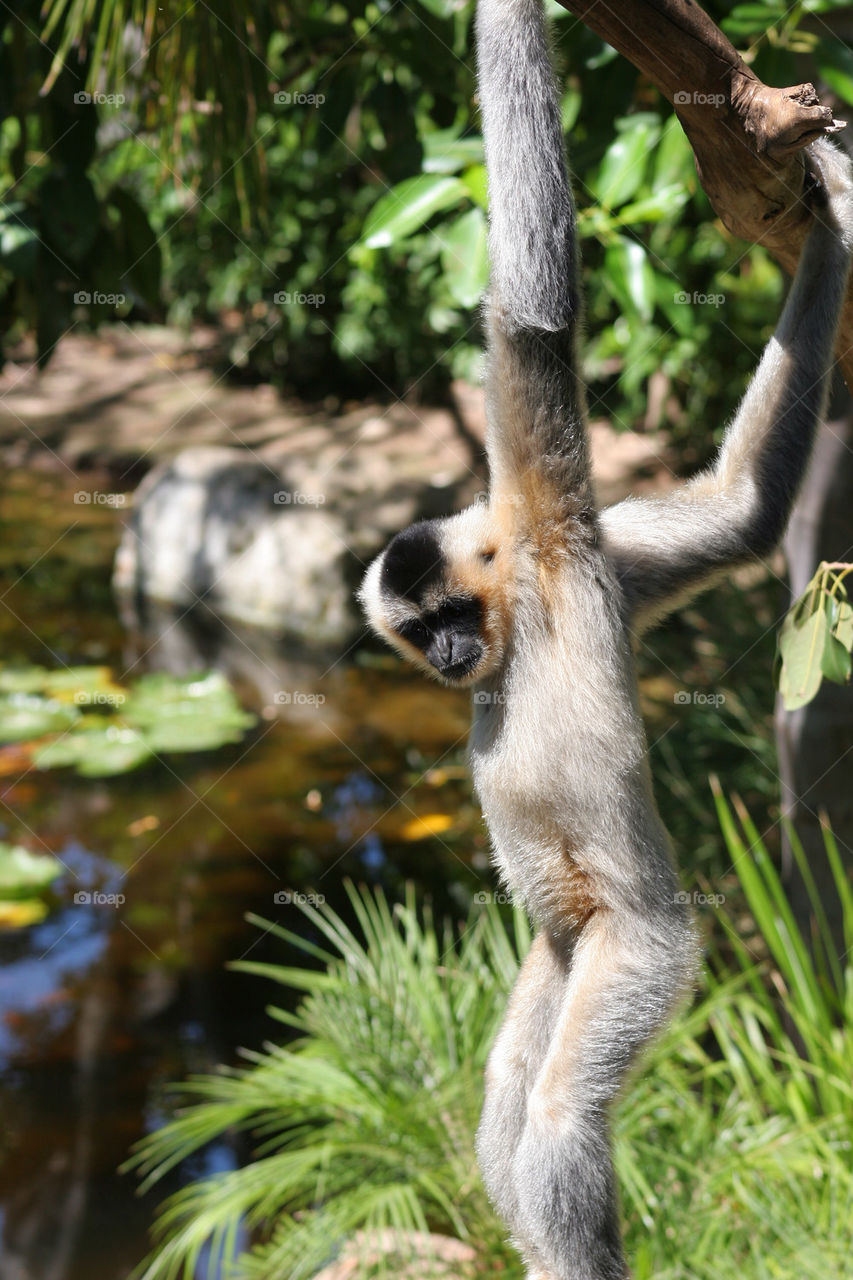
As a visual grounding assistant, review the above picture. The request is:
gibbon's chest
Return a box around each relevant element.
[468,583,646,836]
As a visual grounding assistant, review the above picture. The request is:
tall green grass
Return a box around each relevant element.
[126,798,853,1279]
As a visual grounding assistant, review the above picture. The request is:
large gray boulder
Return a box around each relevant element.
[114,430,479,646]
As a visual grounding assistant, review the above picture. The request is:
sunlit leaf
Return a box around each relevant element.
[592,115,660,210]
[778,610,828,710]
[439,207,489,308]
[361,176,468,249]
[604,238,655,321]
[33,726,155,776]
[0,694,79,743]
[0,843,63,898]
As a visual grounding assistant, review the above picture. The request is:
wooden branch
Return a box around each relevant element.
[554,0,853,386]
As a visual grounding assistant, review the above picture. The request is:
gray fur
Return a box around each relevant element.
[359,1,853,1275]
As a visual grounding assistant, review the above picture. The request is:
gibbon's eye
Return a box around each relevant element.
[439,596,476,622]
[480,549,496,563]
[397,618,430,649]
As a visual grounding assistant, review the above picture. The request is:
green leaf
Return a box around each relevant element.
[0,843,63,898]
[561,88,581,133]
[816,41,853,105]
[0,219,40,277]
[653,116,694,190]
[604,238,655,321]
[33,726,155,776]
[142,714,254,753]
[0,693,79,743]
[422,131,484,174]
[460,163,488,209]
[778,609,828,710]
[722,4,785,40]
[592,116,660,210]
[834,600,853,650]
[821,630,851,685]
[439,207,489,309]
[361,176,468,248]
[616,184,689,226]
[0,666,50,694]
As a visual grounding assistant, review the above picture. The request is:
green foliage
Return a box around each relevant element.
[0,666,256,774]
[9,0,842,427]
[0,843,63,928]
[775,561,853,709]
[128,810,853,1280]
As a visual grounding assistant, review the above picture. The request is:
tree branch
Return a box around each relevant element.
[555,0,853,384]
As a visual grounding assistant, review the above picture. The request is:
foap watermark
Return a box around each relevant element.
[74,690,126,707]
[274,90,325,107]
[73,290,127,307]
[274,290,325,308]
[474,490,525,506]
[273,890,326,905]
[73,890,126,907]
[674,889,726,908]
[74,491,126,507]
[273,489,325,506]
[673,689,726,708]
[673,90,725,108]
[473,690,507,707]
[274,690,326,707]
[674,290,725,308]
[473,890,514,906]
[74,90,126,106]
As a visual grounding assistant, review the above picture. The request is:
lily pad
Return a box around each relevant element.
[0,843,63,898]
[0,666,51,694]
[33,726,155,777]
[0,693,79,743]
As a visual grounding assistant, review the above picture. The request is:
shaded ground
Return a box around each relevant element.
[0,324,677,509]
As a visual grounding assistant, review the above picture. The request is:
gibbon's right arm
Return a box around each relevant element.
[602,138,853,636]
[477,0,593,525]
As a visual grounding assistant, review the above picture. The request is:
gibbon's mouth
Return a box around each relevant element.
[433,650,483,682]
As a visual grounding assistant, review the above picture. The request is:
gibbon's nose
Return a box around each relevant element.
[432,632,454,666]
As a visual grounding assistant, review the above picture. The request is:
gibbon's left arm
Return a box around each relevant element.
[602,137,853,636]
[477,0,593,527]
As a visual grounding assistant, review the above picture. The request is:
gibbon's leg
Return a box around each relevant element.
[510,906,694,1280]
[476,932,569,1254]
[601,139,853,636]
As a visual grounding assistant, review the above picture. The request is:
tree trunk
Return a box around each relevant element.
[777,386,853,952]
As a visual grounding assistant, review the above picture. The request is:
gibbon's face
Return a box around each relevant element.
[359,506,508,686]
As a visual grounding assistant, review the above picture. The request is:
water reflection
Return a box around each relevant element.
[0,469,480,1280]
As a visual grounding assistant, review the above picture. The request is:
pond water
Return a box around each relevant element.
[0,467,485,1280]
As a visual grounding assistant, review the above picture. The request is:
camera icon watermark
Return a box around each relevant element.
[73,290,127,307]
[673,290,725,308]
[473,889,514,905]
[73,890,126,907]
[73,90,126,106]
[273,90,325,107]
[273,890,326,905]
[74,690,126,706]
[73,491,126,507]
[673,90,725,108]
[473,690,507,706]
[473,490,524,506]
[273,290,325,308]
[274,690,326,707]
[273,489,325,506]
[674,889,725,908]
[673,689,726,708]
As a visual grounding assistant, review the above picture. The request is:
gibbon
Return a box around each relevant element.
[360,0,853,1275]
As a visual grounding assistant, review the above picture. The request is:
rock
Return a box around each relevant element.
[114,436,479,646]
